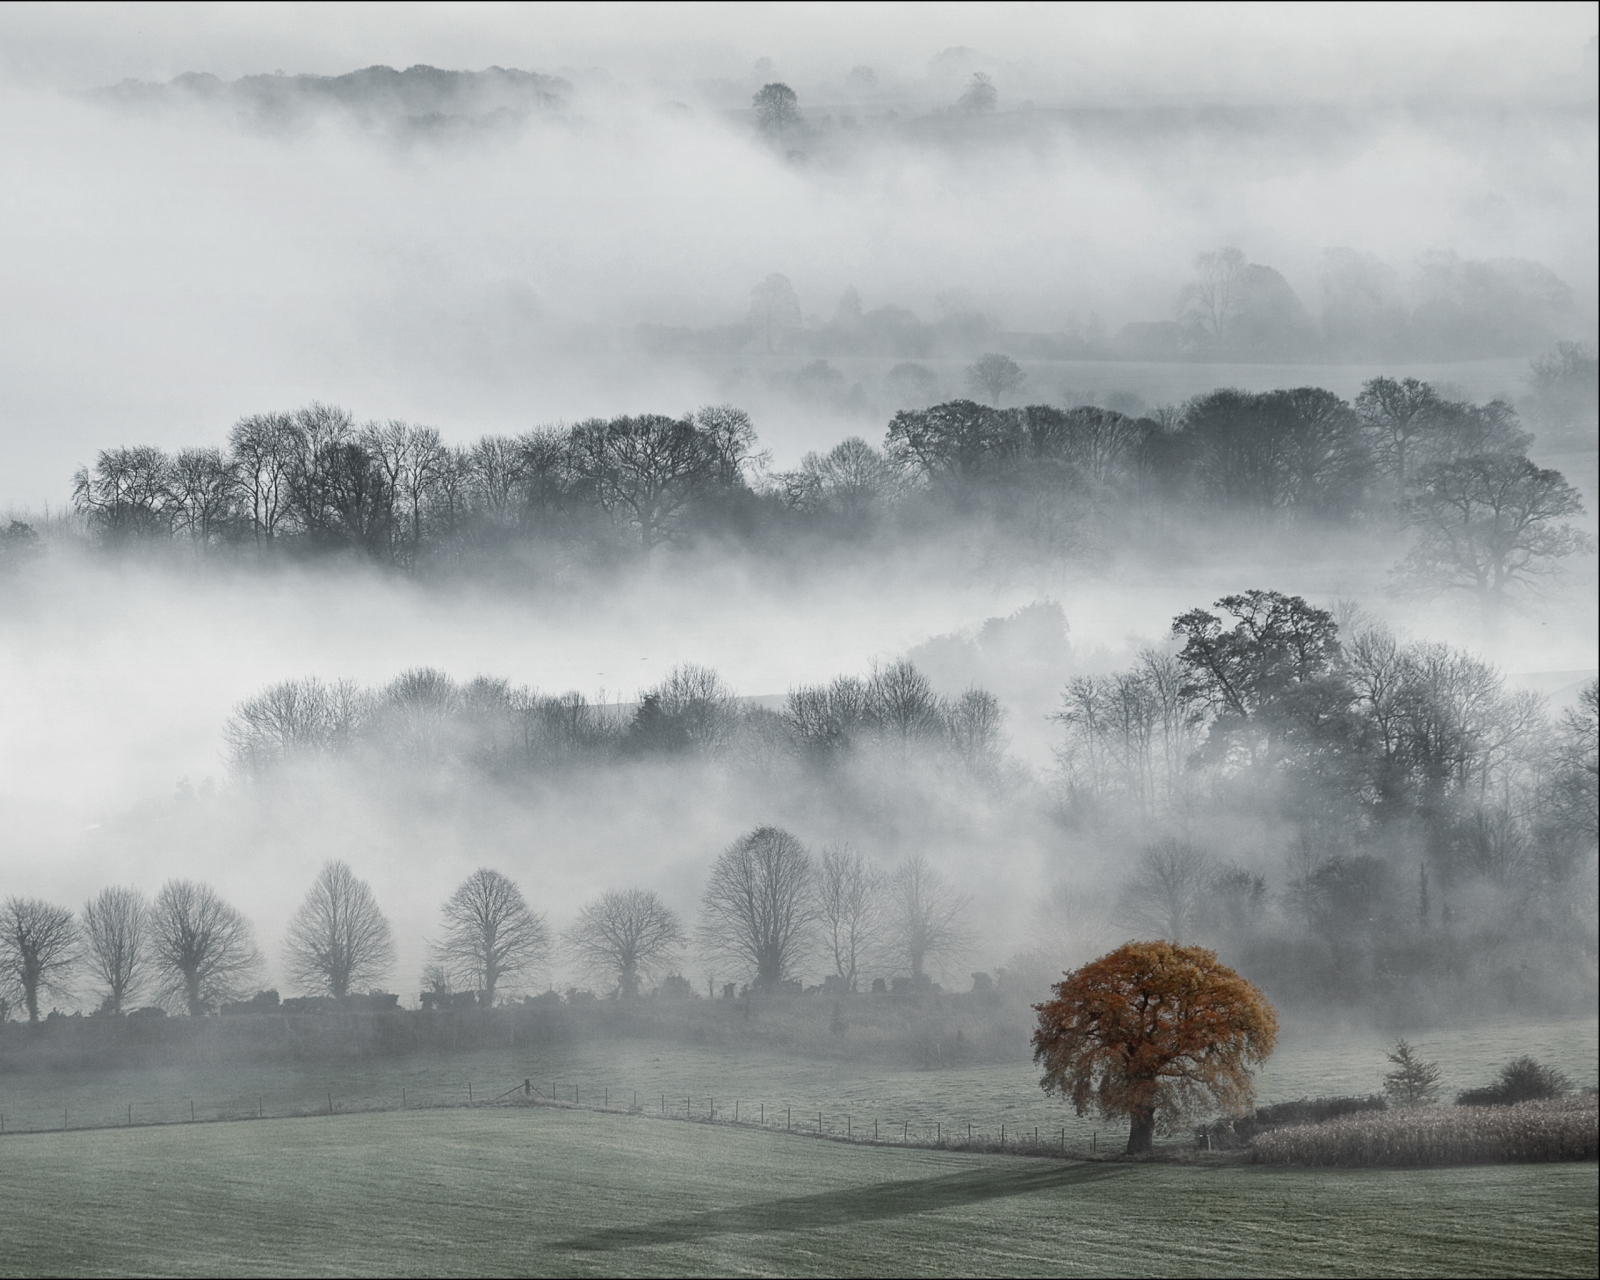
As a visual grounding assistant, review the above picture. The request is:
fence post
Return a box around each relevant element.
[787,1107,791,1131]
[128,1104,132,1125]
[903,1121,908,1142]
[468,1083,473,1103]
[64,1108,68,1130]
[327,1094,332,1116]
[847,1115,850,1137]
[191,1100,196,1122]
[875,1119,879,1140]
[604,1088,608,1107]
[937,1123,940,1143]
[661,1094,665,1115]
[818,1110,822,1134]
[734,1101,738,1123]
[402,1088,406,1109]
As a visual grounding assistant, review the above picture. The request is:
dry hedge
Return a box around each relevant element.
[1252,1096,1598,1167]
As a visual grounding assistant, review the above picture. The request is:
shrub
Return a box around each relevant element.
[1253,1096,1597,1166]
[1201,1095,1386,1148]
[1457,1056,1572,1107]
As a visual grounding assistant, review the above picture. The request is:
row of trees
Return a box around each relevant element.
[224,658,1007,782]
[65,380,1589,614]
[0,838,975,1022]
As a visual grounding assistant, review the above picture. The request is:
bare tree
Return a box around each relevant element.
[565,889,685,998]
[432,869,549,1004]
[965,353,1025,406]
[569,414,715,549]
[816,844,883,992]
[752,82,800,135]
[148,881,263,1016]
[698,826,815,990]
[0,898,78,1023]
[283,861,396,999]
[1398,453,1590,618]
[229,411,298,543]
[1119,839,1213,945]
[225,676,369,772]
[1177,246,1247,343]
[82,886,147,1014]
[885,855,972,984]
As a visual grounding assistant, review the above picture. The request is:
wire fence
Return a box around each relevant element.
[0,1073,1114,1159]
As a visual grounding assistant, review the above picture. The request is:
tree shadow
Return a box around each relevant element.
[558,1162,1119,1252]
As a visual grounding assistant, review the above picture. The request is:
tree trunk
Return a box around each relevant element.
[1126,1106,1156,1155]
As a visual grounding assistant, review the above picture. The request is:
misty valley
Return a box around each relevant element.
[0,14,1596,1280]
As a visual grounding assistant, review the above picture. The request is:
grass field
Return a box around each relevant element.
[1,1105,1595,1278]
[2,1013,1594,1154]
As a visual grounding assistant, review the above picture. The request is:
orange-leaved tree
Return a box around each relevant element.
[1032,940,1278,1154]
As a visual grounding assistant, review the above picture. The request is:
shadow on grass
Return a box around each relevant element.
[559,1162,1121,1252]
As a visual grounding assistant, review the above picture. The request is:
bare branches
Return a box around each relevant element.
[565,889,685,998]
[432,869,549,1003]
[0,897,79,1023]
[816,844,883,992]
[1118,839,1213,946]
[82,886,147,1014]
[148,881,263,1016]
[283,861,396,999]
[698,826,815,990]
[885,855,971,983]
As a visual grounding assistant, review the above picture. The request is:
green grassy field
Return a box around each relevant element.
[0,1105,1594,1278]
[2,1013,1594,1155]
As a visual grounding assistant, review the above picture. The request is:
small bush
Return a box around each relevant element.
[1253,1096,1597,1166]
[1457,1056,1572,1107]
[1199,1095,1386,1148]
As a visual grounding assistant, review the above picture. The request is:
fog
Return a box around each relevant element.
[0,4,1596,1023]
[1,5,1595,505]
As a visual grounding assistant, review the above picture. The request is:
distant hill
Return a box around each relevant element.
[87,64,570,136]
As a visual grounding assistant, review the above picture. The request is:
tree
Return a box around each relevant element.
[885,855,971,984]
[965,353,1025,406]
[886,400,1017,483]
[1383,1039,1442,1106]
[0,898,78,1023]
[817,844,883,992]
[282,861,396,999]
[1177,247,1247,344]
[432,869,549,1004]
[1356,377,1442,491]
[569,414,716,549]
[168,447,238,549]
[957,71,997,114]
[1171,590,1345,767]
[565,889,685,998]
[1119,839,1212,945]
[749,274,802,352]
[71,446,176,542]
[81,886,148,1015]
[752,82,800,134]
[148,881,263,1016]
[698,826,815,990]
[229,411,298,543]
[1398,453,1590,617]
[1032,940,1278,1154]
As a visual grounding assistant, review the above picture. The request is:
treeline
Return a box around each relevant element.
[1,835,975,1024]
[1055,591,1599,1004]
[224,658,1006,783]
[61,377,1590,607]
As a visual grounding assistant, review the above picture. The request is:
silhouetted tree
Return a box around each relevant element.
[0,897,78,1023]
[1119,839,1213,946]
[752,82,800,134]
[1398,453,1590,617]
[885,855,971,984]
[569,414,716,549]
[698,826,815,989]
[817,844,883,992]
[566,889,685,998]
[432,869,549,1004]
[81,886,147,1015]
[149,880,263,1016]
[966,353,1025,406]
[283,860,396,999]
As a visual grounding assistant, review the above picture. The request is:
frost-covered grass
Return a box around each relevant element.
[1253,1096,1599,1167]
[1,1106,1596,1278]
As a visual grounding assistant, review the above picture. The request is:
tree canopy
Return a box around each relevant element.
[1033,940,1278,1153]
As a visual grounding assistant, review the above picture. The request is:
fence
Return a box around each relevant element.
[0,1072,1114,1160]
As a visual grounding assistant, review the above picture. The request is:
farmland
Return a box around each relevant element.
[0,1105,1595,1278]
[1,1010,1594,1149]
